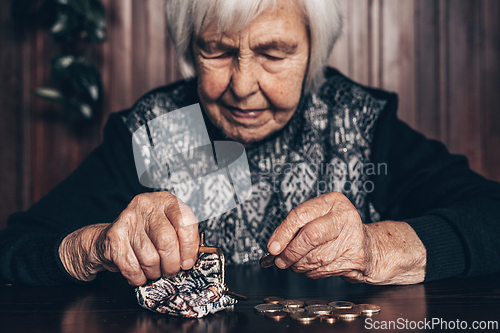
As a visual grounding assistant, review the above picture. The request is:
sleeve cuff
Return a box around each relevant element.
[38,233,92,286]
[404,215,466,282]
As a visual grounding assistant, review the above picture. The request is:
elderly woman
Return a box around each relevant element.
[1,0,500,287]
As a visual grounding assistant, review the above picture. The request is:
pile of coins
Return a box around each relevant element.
[254,297,380,324]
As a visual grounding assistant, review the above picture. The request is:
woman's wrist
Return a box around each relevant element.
[364,221,427,285]
[58,224,110,282]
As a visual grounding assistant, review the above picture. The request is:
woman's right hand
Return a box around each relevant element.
[58,192,199,286]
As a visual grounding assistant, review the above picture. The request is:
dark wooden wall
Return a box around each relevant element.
[330,0,500,180]
[1,0,499,229]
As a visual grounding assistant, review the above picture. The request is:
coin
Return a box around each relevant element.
[283,307,305,313]
[265,311,288,321]
[305,304,334,315]
[260,252,276,268]
[355,304,381,316]
[305,299,330,306]
[319,314,337,324]
[290,311,318,323]
[264,296,284,304]
[254,303,284,313]
[329,301,355,309]
[279,299,305,308]
[335,308,361,321]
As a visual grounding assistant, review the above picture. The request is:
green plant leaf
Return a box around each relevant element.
[66,98,92,119]
[51,55,75,80]
[20,0,105,123]
[50,6,78,40]
[84,0,106,41]
[34,88,65,103]
[69,61,102,103]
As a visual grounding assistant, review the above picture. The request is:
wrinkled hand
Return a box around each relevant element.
[267,192,426,285]
[59,192,199,286]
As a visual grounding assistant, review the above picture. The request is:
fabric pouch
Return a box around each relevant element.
[135,252,239,318]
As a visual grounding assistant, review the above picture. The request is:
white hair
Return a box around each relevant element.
[165,0,343,94]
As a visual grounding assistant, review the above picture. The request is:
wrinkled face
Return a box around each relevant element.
[193,1,310,145]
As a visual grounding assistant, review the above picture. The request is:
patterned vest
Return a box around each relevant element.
[123,69,387,265]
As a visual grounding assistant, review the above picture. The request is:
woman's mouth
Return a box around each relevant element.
[224,105,267,119]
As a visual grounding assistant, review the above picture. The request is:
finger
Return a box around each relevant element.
[176,222,199,270]
[267,193,334,256]
[163,196,199,270]
[108,230,148,286]
[130,231,161,280]
[276,213,339,269]
[148,219,182,277]
[161,192,200,228]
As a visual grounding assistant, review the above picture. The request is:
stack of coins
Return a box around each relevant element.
[355,304,381,316]
[305,304,334,315]
[265,311,288,321]
[335,308,362,321]
[290,311,318,323]
[254,303,284,313]
[319,314,337,324]
[283,307,305,314]
[329,301,355,309]
[263,296,284,304]
[257,297,381,325]
[279,299,304,308]
[258,296,288,320]
[279,299,305,314]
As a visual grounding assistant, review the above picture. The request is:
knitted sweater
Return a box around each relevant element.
[1,68,500,285]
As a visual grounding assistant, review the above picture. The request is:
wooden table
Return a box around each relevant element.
[1,266,499,332]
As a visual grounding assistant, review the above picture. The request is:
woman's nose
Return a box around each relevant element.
[229,61,259,99]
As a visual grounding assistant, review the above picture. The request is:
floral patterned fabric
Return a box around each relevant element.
[135,252,237,318]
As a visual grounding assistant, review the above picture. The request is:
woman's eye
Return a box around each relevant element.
[202,51,232,60]
[214,52,231,59]
[263,54,284,61]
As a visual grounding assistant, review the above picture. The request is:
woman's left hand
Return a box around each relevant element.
[267,192,427,285]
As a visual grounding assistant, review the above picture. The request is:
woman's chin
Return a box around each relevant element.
[223,128,269,146]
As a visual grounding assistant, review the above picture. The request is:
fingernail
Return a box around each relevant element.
[182,258,194,270]
[275,257,286,269]
[269,241,281,255]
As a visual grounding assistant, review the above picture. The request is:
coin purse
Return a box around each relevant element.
[135,235,246,318]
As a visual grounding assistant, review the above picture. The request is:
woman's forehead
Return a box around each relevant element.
[195,0,303,37]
